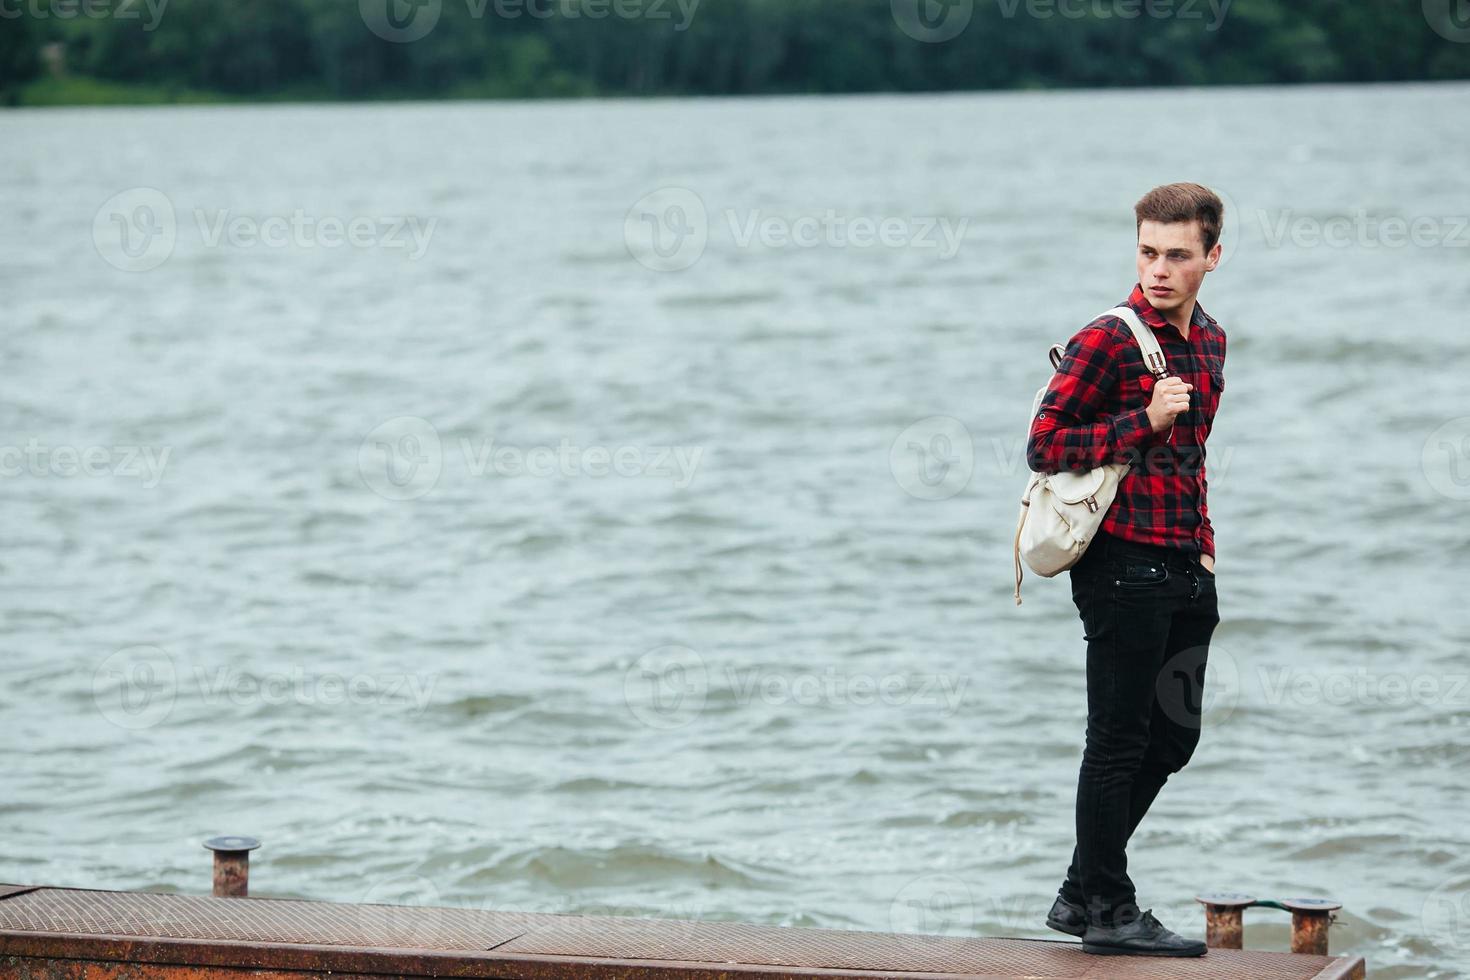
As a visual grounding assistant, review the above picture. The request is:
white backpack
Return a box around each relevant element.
[1012,307,1168,605]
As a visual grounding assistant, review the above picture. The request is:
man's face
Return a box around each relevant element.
[1136,219,1221,316]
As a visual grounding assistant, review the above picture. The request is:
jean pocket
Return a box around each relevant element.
[1112,558,1170,589]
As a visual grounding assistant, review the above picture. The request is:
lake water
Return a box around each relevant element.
[1,83,1468,979]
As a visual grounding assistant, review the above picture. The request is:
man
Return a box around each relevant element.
[1025,183,1227,957]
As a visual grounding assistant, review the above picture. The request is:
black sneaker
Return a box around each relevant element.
[1045,895,1087,937]
[1081,908,1207,957]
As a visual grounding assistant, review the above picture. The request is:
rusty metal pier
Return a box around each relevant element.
[0,882,1365,980]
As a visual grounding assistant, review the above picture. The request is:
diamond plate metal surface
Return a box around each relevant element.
[0,886,1359,980]
[0,886,529,951]
[498,916,1341,979]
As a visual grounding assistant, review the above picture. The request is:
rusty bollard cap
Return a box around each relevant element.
[1194,892,1256,908]
[204,836,261,854]
[1279,897,1342,913]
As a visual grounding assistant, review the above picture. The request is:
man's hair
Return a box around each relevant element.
[1135,183,1224,253]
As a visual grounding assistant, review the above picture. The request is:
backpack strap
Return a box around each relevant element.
[1104,306,1169,378]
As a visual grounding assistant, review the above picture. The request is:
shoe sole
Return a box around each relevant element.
[1045,916,1086,938]
[1082,943,1207,957]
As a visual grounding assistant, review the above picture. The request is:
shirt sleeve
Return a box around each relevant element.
[1025,321,1161,474]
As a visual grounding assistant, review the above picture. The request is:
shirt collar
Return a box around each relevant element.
[1126,282,1212,339]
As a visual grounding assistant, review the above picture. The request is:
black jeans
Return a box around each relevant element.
[1057,528,1219,928]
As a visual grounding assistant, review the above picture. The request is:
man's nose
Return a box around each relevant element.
[1148,257,1170,280]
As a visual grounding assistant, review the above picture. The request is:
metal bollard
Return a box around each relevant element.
[204,836,261,898]
[1282,897,1340,956]
[1195,892,1253,949]
[1195,891,1342,955]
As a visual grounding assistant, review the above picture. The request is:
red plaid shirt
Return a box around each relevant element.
[1025,284,1226,559]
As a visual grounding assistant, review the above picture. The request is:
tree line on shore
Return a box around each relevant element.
[2,0,1468,103]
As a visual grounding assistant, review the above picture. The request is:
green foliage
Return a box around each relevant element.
[1,0,1467,105]
[0,7,41,96]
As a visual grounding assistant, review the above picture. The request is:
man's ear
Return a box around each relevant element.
[1204,242,1223,273]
